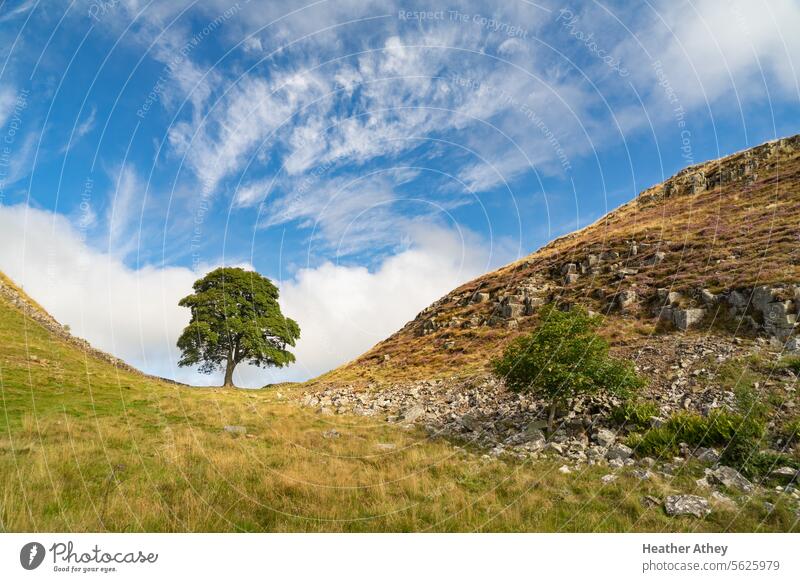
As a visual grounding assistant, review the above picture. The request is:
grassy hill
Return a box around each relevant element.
[2,136,800,532]
[318,135,800,385]
[0,268,795,531]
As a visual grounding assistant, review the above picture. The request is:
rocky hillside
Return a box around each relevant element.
[317,134,800,386]
[300,136,800,499]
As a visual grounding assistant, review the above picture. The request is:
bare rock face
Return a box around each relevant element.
[499,297,525,319]
[763,301,797,341]
[724,284,799,344]
[642,135,800,202]
[616,289,638,311]
[673,308,706,331]
[664,495,711,518]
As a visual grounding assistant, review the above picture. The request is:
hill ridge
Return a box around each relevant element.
[0,271,180,382]
[316,133,800,385]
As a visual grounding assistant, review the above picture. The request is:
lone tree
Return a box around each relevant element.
[177,267,300,387]
[492,304,643,435]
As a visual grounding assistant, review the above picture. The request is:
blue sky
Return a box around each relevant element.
[0,0,798,386]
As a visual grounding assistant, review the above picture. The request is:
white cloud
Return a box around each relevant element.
[106,164,142,257]
[168,73,307,189]
[75,106,97,139]
[233,176,273,208]
[168,21,592,202]
[618,0,800,109]
[0,204,512,387]
[0,203,201,384]
[0,0,36,23]
[261,172,400,253]
[276,222,512,380]
[0,128,37,186]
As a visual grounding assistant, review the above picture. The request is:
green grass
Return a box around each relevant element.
[0,290,796,532]
[780,356,800,375]
[611,400,660,430]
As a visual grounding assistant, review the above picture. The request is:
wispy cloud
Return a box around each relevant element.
[0,0,36,23]
[106,164,141,257]
[75,105,96,139]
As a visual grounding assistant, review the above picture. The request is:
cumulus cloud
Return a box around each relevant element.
[276,221,511,381]
[0,203,201,384]
[0,204,509,387]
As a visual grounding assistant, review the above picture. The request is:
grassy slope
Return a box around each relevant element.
[0,273,796,532]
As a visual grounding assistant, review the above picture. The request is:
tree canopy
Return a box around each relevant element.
[492,304,643,434]
[177,267,300,387]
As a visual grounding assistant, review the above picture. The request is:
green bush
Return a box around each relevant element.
[627,409,766,475]
[492,304,644,435]
[746,450,800,477]
[719,384,769,474]
[611,400,659,430]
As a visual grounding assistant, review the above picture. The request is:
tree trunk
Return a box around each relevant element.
[547,400,557,438]
[223,358,236,387]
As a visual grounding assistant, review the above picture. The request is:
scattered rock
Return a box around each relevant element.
[592,428,616,447]
[708,465,754,493]
[223,425,247,435]
[616,289,638,310]
[770,467,799,482]
[401,405,426,423]
[517,427,546,447]
[460,413,483,432]
[694,447,720,464]
[606,443,633,461]
[608,458,624,469]
[664,494,711,518]
[645,251,666,266]
[601,474,617,484]
[643,495,661,507]
[631,469,653,480]
[322,429,340,439]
